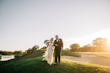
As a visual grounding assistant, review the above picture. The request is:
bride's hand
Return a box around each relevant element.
[55,44,58,46]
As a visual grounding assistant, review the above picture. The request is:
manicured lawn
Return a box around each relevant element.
[62,50,81,57]
[15,54,24,57]
[1,50,110,73]
[0,56,110,73]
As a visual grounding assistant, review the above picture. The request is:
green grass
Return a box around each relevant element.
[15,54,24,57]
[0,50,81,69]
[62,50,81,57]
[0,56,110,73]
[0,50,42,66]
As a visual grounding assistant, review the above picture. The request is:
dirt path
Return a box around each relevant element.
[61,54,110,66]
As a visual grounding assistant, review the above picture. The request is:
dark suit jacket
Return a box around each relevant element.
[54,38,63,49]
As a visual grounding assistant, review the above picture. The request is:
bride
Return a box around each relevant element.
[42,38,54,65]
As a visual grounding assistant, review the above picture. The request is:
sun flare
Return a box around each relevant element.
[64,28,110,48]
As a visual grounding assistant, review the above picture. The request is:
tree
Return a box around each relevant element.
[7,51,13,54]
[40,46,47,50]
[92,37,109,52]
[13,50,23,54]
[19,50,23,54]
[0,50,3,54]
[23,50,27,54]
[13,51,18,54]
[27,48,32,53]
[79,44,92,52]
[32,45,39,51]
[3,51,8,55]
[70,43,80,51]
[40,46,47,54]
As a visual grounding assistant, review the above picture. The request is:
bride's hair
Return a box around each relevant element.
[50,38,53,41]
[55,35,58,37]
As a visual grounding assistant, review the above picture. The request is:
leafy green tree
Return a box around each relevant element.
[13,50,23,54]
[3,51,8,55]
[70,43,80,51]
[13,51,18,54]
[40,46,47,54]
[32,45,39,51]
[79,44,92,52]
[40,46,47,50]
[19,50,23,54]
[92,37,109,52]
[0,50,3,54]
[7,51,13,54]
[27,48,32,53]
[23,50,27,54]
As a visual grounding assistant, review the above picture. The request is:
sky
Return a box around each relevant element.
[0,0,110,52]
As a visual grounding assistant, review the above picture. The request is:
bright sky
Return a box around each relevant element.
[0,0,110,52]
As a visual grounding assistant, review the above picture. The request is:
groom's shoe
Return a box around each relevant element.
[54,63,57,65]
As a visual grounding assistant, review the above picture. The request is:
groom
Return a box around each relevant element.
[54,35,63,64]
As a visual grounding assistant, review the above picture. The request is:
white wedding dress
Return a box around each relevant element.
[42,42,54,65]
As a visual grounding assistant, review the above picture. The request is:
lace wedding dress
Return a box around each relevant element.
[42,42,54,65]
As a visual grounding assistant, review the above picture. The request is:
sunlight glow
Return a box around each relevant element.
[64,28,110,47]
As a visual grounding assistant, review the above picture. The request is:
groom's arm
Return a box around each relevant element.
[59,39,63,47]
[61,39,63,50]
[62,40,63,48]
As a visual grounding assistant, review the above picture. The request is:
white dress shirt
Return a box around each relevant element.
[56,39,59,42]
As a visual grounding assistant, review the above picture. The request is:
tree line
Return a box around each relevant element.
[0,45,39,55]
[0,37,110,55]
[65,37,110,52]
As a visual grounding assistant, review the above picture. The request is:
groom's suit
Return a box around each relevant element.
[54,38,63,63]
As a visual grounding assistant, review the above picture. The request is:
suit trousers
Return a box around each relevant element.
[55,47,61,63]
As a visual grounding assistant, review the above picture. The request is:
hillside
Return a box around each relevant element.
[0,56,110,73]
[0,50,42,66]
[15,50,42,61]
[0,50,110,73]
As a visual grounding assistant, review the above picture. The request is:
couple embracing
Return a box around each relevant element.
[42,35,63,65]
